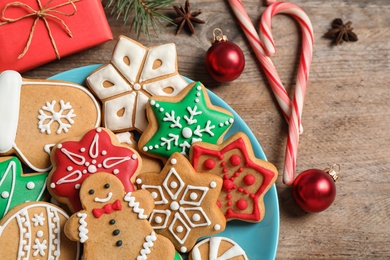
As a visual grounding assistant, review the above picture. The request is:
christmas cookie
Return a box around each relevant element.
[0,70,101,172]
[139,81,234,161]
[190,132,278,222]
[189,237,248,260]
[0,201,80,259]
[135,152,226,253]
[0,157,48,219]
[86,35,188,133]
[64,172,175,260]
[47,128,141,212]
[116,132,162,182]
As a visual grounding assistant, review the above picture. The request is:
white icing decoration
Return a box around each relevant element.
[180,246,187,253]
[148,209,171,229]
[162,168,185,200]
[32,237,48,256]
[137,231,157,260]
[192,213,201,222]
[169,212,191,245]
[94,192,113,203]
[26,181,35,190]
[176,226,184,233]
[115,132,134,145]
[124,192,148,219]
[31,213,45,226]
[210,182,217,188]
[37,230,44,238]
[170,201,180,211]
[1,191,9,199]
[37,100,76,135]
[77,212,89,243]
[214,224,221,231]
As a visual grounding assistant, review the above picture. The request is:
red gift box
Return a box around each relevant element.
[0,0,113,72]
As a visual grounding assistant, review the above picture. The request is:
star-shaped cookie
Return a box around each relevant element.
[139,81,234,162]
[135,152,226,253]
[189,132,278,222]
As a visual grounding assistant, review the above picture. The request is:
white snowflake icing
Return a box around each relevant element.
[138,164,212,248]
[31,212,45,226]
[38,100,76,135]
[32,237,48,256]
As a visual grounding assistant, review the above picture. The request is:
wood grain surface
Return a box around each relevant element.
[21,0,390,259]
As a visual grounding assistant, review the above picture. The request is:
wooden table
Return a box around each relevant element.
[22,0,390,258]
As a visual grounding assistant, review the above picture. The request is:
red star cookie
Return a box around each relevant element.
[47,128,141,212]
[135,152,226,253]
[189,132,278,222]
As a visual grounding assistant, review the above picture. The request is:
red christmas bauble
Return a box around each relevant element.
[292,169,336,213]
[205,40,245,83]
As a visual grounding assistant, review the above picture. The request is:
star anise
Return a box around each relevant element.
[172,0,205,35]
[324,18,358,45]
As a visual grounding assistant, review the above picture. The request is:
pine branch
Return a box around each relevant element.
[105,0,174,39]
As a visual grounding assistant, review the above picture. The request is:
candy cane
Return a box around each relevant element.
[260,2,314,185]
[227,0,301,132]
[227,0,314,185]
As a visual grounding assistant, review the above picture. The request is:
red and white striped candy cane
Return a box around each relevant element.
[227,0,314,185]
[227,0,300,132]
[260,2,314,185]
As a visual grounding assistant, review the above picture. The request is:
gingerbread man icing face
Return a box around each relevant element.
[79,172,123,215]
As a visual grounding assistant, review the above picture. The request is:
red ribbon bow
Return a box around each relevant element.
[0,0,80,59]
[92,199,122,218]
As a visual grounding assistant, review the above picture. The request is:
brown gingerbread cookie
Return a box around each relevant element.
[0,201,80,259]
[189,132,278,222]
[64,172,175,260]
[0,70,101,172]
[135,152,226,253]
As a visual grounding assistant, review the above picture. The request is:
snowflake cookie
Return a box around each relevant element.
[0,202,80,259]
[65,172,175,260]
[139,81,234,162]
[86,35,188,133]
[0,157,48,219]
[0,70,101,172]
[47,128,141,213]
[189,237,248,260]
[135,152,226,253]
[190,132,278,222]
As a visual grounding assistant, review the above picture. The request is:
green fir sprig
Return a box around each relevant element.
[106,0,174,39]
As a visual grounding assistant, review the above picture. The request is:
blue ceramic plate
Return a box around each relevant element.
[49,65,279,260]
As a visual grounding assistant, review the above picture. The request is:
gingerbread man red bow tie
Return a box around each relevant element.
[92,199,122,218]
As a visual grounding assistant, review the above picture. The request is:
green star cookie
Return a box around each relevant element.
[139,82,234,161]
[0,157,48,218]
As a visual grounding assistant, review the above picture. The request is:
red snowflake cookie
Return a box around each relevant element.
[190,132,278,222]
[47,128,141,212]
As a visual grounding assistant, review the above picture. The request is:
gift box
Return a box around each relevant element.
[0,0,113,72]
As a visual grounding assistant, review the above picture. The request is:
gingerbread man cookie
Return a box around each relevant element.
[0,201,80,259]
[0,70,101,172]
[0,157,48,218]
[139,81,234,162]
[47,128,141,212]
[136,152,226,253]
[86,35,188,133]
[64,172,175,260]
[190,132,278,222]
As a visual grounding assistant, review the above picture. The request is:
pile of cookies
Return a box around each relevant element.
[0,36,277,259]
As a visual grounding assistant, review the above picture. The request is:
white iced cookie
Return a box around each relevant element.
[87,35,188,133]
[189,237,248,260]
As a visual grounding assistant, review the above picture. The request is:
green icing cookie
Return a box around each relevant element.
[0,157,48,218]
[142,82,234,159]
